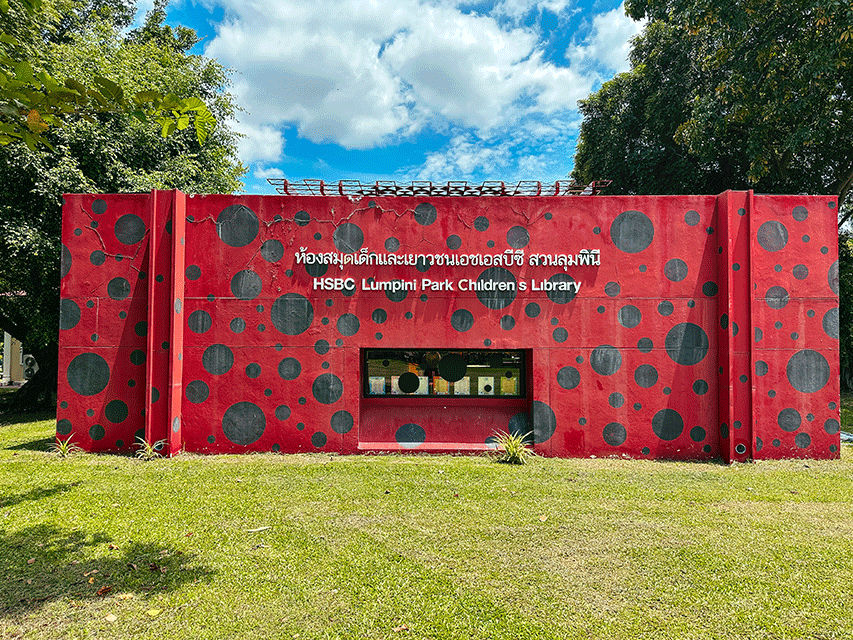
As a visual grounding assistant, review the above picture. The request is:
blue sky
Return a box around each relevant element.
[142,1,644,194]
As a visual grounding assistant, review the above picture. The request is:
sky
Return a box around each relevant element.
[139,0,644,194]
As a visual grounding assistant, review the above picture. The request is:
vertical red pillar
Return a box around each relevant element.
[144,190,185,456]
[167,191,186,455]
[716,190,753,462]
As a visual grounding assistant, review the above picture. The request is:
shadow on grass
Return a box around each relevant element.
[0,409,56,428]
[0,524,214,617]
[0,482,82,509]
[5,436,54,452]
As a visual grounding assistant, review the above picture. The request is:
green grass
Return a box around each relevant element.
[1,415,852,640]
[841,391,852,433]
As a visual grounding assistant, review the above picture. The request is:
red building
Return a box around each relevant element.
[56,183,841,461]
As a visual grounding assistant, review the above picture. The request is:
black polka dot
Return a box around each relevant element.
[271,294,313,335]
[777,408,801,432]
[230,317,246,333]
[105,400,128,424]
[756,220,788,252]
[107,277,130,300]
[372,309,387,324]
[413,202,437,226]
[786,350,830,393]
[604,281,620,297]
[610,210,654,253]
[664,259,688,282]
[637,338,653,353]
[652,408,684,441]
[396,423,426,448]
[506,226,529,248]
[186,265,201,280]
[57,418,72,435]
[608,392,624,408]
[333,223,364,253]
[525,303,540,318]
[202,344,233,375]
[185,380,209,404]
[217,205,259,247]
[602,422,626,446]
[245,363,261,379]
[822,308,838,339]
[755,361,769,376]
[114,214,146,245]
[231,270,262,300]
[446,235,461,250]
[684,210,700,226]
[665,323,709,366]
[294,210,310,226]
[689,426,706,442]
[91,198,107,214]
[547,273,578,304]
[337,313,359,336]
[500,315,515,330]
[824,419,840,435]
[794,433,811,449]
[398,372,420,393]
[439,353,467,382]
[557,366,580,390]
[532,401,556,444]
[385,237,400,252]
[187,309,212,334]
[66,353,110,396]
[765,286,789,309]
[261,240,284,262]
[59,299,80,330]
[553,328,568,342]
[634,364,658,388]
[658,301,674,316]
[792,264,809,280]
[312,432,328,448]
[384,281,409,303]
[473,216,489,231]
[329,410,353,434]
[474,267,517,309]
[275,357,301,381]
[828,261,839,295]
[89,424,105,441]
[313,373,343,404]
[275,405,291,420]
[450,309,474,332]
[222,402,266,445]
[590,345,622,376]
[792,205,808,221]
[618,305,641,329]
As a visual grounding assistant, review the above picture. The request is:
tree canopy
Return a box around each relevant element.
[0,0,244,407]
[572,0,853,218]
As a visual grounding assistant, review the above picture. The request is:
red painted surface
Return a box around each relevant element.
[56,190,841,460]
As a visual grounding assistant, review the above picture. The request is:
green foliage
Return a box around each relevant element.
[491,430,534,465]
[840,234,853,390]
[0,0,217,149]
[573,0,853,214]
[0,0,244,408]
[48,433,81,457]
[134,435,165,460]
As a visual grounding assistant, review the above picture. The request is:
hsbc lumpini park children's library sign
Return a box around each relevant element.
[56,183,842,461]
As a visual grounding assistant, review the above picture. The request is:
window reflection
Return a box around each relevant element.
[364,349,525,398]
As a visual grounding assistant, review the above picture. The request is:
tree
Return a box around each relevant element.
[572,0,853,214]
[0,0,244,409]
[0,0,216,150]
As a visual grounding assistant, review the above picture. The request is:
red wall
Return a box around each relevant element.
[57,190,841,460]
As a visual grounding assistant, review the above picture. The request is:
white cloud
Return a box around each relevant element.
[253,166,284,180]
[202,0,596,165]
[566,3,645,74]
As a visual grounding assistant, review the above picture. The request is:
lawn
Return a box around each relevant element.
[1,413,851,640]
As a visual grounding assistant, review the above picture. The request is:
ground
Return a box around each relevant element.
[0,409,851,640]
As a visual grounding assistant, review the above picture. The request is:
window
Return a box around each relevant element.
[363,349,525,398]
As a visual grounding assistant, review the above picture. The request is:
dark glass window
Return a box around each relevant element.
[363,349,525,398]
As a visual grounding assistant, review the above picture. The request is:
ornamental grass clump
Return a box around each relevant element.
[491,430,534,465]
[49,435,82,458]
[134,436,167,461]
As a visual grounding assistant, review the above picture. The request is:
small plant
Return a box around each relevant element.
[49,435,82,458]
[490,430,534,465]
[135,436,167,460]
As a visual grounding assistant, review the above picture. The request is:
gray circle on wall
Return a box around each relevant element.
[590,345,622,376]
[618,305,642,329]
[114,214,146,245]
[333,223,364,253]
[475,267,517,310]
[216,204,259,247]
[231,270,262,300]
[187,309,212,334]
[59,299,81,330]
[652,408,684,441]
[261,239,284,262]
[450,309,474,332]
[337,313,360,336]
[414,203,437,226]
[610,210,654,253]
[506,226,530,248]
[546,273,578,304]
[557,366,580,390]
[786,349,830,393]
[664,259,688,282]
[271,293,314,335]
[67,353,110,396]
[532,400,556,444]
[107,277,131,301]
[222,401,266,445]
[396,423,426,448]
[603,422,627,446]
[185,379,209,404]
[330,410,354,434]
[202,344,234,375]
[777,408,801,432]
[664,323,709,366]
[312,373,343,404]
[634,364,658,388]
[756,220,788,252]
[765,286,789,309]
[823,308,839,339]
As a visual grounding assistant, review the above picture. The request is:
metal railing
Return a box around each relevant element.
[266,179,612,197]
